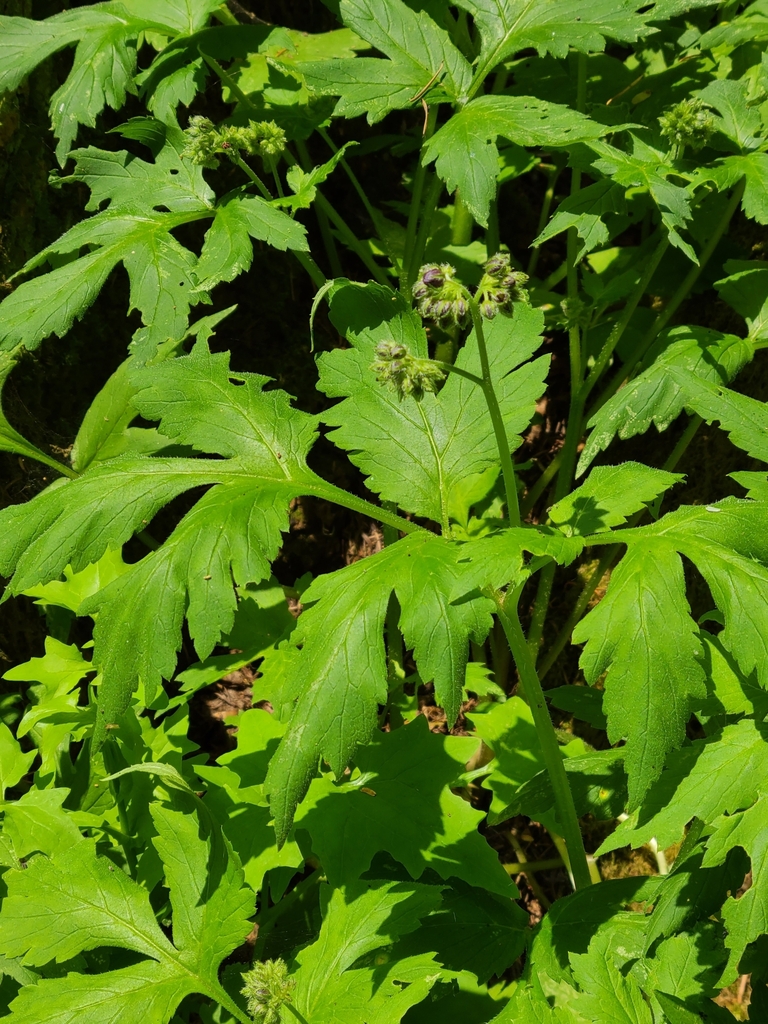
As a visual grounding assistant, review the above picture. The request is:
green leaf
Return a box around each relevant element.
[693,151,768,225]
[0,722,35,800]
[149,800,254,980]
[573,539,706,808]
[21,547,129,615]
[716,259,768,341]
[666,368,768,463]
[549,463,682,536]
[266,532,494,842]
[0,2,223,162]
[422,96,613,226]
[578,327,752,475]
[698,79,763,153]
[598,717,768,854]
[393,880,527,984]
[583,135,697,260]
[298,0,472,122]
[570,931,653,1024]
[701,792,768,977]
[58,125,215,215]
[453,0,659,73]
[290,879,444,1024]
[533,180,627,261]
[0,213,202,358]
[198,708,304,894]
[4,637,92,774]
[2,788,83,861]
[466,696,546,820]
[577,499,768,807]
[280,142,356,210]
[699,0,768,50]
[318,301,549,528]
[0,341,320,743]
[644,927,725,1016]
[295,716,515,897]
[195,191,308,292]
[0,797,252,1023]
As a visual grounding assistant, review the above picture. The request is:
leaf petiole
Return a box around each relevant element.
[491,588,593,890]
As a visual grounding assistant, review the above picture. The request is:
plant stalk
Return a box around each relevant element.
[493,592,593,890]
[402,106,438,295]
[469,299,521,527]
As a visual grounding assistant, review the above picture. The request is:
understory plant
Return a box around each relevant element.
[2,0,768,1020]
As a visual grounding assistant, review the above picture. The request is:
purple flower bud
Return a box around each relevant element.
[421,265,444,288]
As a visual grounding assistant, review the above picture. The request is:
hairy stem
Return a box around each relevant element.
[306,476,425,536]
[406,174,444,297]
[527,162,563,278]
[469,299,520,527]
[402,108,438,294]
[493,592,593,890]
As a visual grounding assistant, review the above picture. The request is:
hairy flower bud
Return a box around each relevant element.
[412,263,468,326]
[371,340,446,400]
[180,115,221,168]
[659,98,714,153]
[476,252,529,318]
[241,959,295,1024]
[181,117,286,169]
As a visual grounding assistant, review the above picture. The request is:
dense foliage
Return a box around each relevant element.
[1,0,768,1019]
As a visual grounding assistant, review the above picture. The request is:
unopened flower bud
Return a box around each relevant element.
[413,263,469,326]
[476,252,529,318]
[241,959,295,1024]
[659,98,714,153]
[371,340,445,400]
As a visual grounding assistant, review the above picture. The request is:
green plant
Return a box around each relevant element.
[1,0,768,1019]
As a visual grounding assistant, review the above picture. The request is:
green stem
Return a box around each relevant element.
[493,592,593,890]
[13,446,78,479]
[578,232,670,406]
[469,298,520,527]
[230,153,272,200]
[318,127,380,232]
[565,56,588,398]
[486,198,500,257]
[527,162,563,278]
[406,174,444,297]
[520,452,563,519]
[451,190,474,246]
[212,4,239,26]
[285,1004,312,1024]
[305,476,425,536]
[402,106,438,295]
[314,191,390,286]
[431,359,484,388]
[589,177,745,419]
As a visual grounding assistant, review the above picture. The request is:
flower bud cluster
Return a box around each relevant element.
[241,958,295,1024]
[659,98,714,153]
[412,263,468,326]
[412,253,528,327]
[181,116,286,168]
[371,340,446,401]
[476,252,529,319]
